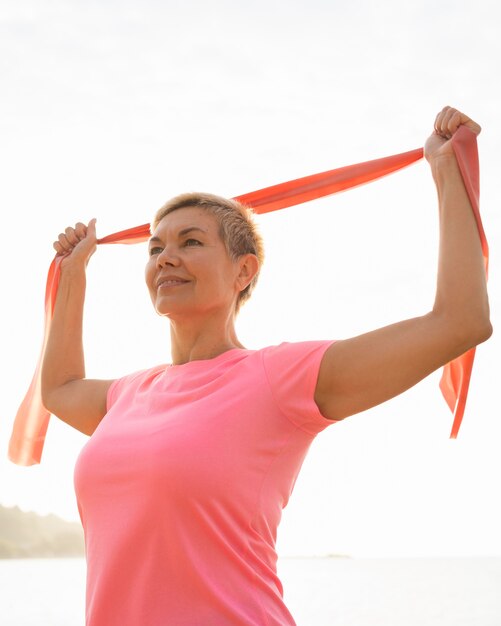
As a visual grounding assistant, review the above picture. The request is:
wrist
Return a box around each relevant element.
[429,152,461,186]
[59,258,88,281]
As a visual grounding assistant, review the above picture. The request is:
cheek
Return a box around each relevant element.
[145,261,156,290]
[210,267,240,298]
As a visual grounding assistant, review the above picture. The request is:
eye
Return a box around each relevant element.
[149,246,163,256]
[184,238,202,247]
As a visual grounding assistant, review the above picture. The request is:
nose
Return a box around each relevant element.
[156,244,181,268]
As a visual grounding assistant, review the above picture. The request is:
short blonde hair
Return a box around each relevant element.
[153,192,264,312]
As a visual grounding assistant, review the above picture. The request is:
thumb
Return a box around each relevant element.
[87,218,97,238]
[457,112,481,136]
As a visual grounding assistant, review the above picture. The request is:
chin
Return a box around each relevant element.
[154,300,204,320]
[155,298,231,321]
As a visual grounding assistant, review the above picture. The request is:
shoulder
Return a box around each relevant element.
[259,340,336,367]
[258,341,335,397]
[257,340,337,433]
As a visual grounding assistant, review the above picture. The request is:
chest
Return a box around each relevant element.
[75,375,305,511]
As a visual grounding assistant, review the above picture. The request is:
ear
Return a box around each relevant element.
[235,254,260,293]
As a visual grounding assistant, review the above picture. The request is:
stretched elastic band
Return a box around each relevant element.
[8,126,486,465]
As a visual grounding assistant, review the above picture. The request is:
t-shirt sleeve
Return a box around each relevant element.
[106,365,165,412]
[261,340,340,435]
[106,373,137,412]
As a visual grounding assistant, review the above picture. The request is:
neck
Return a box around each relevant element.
[169,311,244,365]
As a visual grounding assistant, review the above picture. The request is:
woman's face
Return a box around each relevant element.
[145,207,248,319]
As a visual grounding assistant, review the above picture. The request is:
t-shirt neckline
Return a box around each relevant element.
[166,348,250,375]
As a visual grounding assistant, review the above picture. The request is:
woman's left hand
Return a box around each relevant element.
[424,106,481,164]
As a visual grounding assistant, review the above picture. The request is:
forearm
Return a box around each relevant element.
[41,263,87,399]
[431,154,491,342]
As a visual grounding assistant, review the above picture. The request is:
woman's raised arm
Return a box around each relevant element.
[41,219,115,435]
[314,107,492,422]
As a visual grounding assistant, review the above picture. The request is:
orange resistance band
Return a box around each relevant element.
[8,126,487,466]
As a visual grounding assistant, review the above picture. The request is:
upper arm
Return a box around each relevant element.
[314,312,478,421]
[42,378,115,436]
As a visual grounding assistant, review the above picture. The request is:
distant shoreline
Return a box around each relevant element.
[279,554,352,560]
[0,505,85,559]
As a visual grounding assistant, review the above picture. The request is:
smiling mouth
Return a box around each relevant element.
[157,279,189,289]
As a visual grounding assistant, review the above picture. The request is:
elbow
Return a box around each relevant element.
[433,293,492,351]
[467,300,493,346]
[474,317,493,345]
[41,378,49,409]
[40,361,54,412]
[41,384,54,414]
[431,307,492,356]
[452,314,493,352]
[41,369,52,409]
[40,372,59,414]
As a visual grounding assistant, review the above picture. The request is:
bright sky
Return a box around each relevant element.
[1,0,500,558]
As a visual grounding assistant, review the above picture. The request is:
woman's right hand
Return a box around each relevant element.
[53,219,97,269]
[45,216,114,436]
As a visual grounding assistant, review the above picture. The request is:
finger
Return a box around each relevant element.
[440,107,457,139]
[53,241,66,255]
[434,106,481,138]
[442,109,481,137]
[65,226,80,246]
[57,232,75,253]
[434,106,455,138]
[434,105,451,136]
[74,222,87,241]
[445,109,463,137]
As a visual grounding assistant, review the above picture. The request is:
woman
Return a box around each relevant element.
[42,106,491,626]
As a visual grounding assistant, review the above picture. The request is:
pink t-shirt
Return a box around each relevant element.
[74,341,337,625]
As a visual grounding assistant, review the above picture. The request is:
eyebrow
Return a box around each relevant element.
[148,226,208,245]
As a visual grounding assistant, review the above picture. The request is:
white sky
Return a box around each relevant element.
[1,0,500,558]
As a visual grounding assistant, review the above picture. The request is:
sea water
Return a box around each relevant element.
[1,556,500,625]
